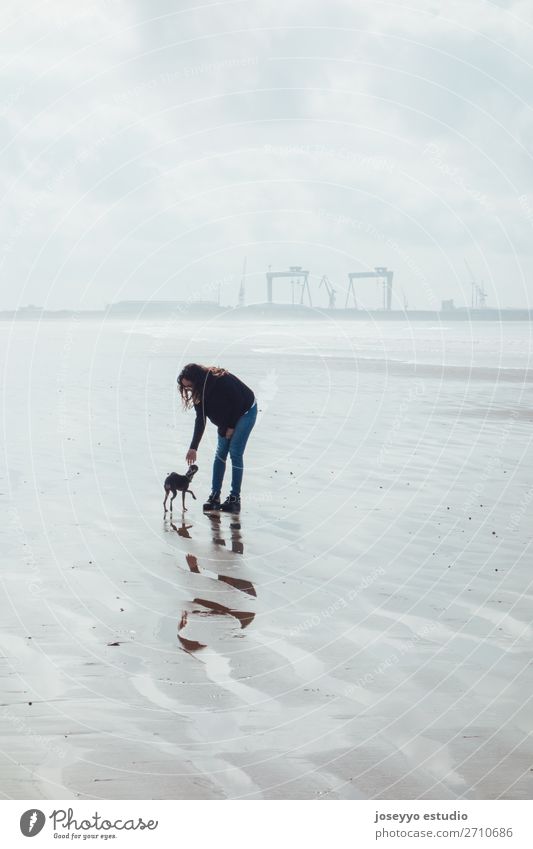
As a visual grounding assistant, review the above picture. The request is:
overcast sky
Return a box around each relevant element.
[1,0,533,310]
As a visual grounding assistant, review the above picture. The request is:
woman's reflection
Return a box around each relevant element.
[171,516,256,652]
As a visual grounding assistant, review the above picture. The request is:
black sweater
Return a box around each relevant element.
[189,372,255,450]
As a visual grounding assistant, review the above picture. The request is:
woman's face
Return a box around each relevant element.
[180,378,193,389]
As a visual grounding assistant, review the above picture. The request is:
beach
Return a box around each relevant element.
[0,315,532,800]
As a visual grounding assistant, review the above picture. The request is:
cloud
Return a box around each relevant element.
[0,0,532,309]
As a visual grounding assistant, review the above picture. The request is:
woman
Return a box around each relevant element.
[178,363,257,513]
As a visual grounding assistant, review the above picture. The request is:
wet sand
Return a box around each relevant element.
[0,318,532,799]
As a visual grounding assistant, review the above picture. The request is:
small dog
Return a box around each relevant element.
[163,464,198,512]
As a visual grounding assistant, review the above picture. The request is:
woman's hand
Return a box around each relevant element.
[225,428,235,438]
[186,448,197,465]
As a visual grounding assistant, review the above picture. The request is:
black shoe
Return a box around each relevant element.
[203,493,221,511]
[220,495,241,513]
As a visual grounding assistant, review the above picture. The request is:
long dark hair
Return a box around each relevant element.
[177,363,227,408]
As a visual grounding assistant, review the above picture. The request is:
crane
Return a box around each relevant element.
[266,266,312,306]
[319,275,337,308]
[464,259,478,308]
[464,260,488,309]
[345,267,393,310]
[476,281,488,308]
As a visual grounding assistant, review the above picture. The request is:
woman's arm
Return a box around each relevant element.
[189,402,206,450]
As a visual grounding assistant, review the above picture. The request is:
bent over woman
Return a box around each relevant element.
[178,363,257,514]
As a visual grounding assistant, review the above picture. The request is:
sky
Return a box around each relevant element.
[1,0,533,311]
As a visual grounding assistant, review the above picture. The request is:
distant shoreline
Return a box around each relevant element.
[2,303,533,321]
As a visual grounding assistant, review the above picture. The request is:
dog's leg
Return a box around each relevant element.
[170,493,176,513]
[163,490,169,513]
[182,491,187,511]
[188,489,197,500]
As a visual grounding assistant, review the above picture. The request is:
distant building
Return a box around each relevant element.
[105,300,222,315]
[441,299,455,311]
[18,304,44,313]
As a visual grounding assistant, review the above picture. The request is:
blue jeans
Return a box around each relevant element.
[212,401,257,498]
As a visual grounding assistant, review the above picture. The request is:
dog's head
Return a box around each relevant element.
[186,464,199,479]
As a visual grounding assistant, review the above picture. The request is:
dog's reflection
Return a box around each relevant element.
[173,517,256,652]
[169,519,193,539]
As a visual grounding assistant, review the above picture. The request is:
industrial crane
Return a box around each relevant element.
[319,276,337,308]
[345,267,393,310]
[266,266,312,306]
[476,281,488,308]
[464,259,487,309]
[464,258,477,308]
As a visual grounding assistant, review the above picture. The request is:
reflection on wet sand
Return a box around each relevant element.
[171,516,256,652]
[169,519,193,539]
